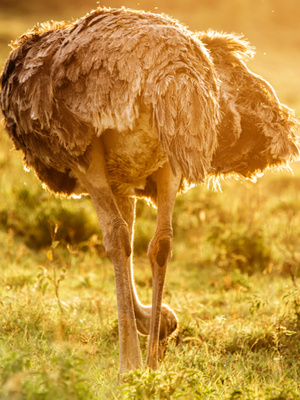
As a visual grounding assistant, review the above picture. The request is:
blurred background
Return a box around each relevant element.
[0,0,300,261]
[0,3,299,397]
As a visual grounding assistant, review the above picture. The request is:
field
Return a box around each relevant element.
[0,0,300,399]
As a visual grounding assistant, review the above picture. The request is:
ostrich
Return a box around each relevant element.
[1,7,299,373]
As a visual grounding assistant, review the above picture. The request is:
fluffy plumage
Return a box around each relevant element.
[200,31,299,180]
[0,7,299,199]
[1,6,299,374]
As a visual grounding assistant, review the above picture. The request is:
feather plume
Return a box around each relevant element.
[0,8,298,198]
[198,31,299,180]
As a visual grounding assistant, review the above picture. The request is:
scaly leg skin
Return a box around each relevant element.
[72,137,142,373]
[145,162,182,370]
[115,196,179,350]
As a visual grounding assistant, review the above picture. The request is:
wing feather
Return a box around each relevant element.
[1,7,221,192]
[143,29,220,182]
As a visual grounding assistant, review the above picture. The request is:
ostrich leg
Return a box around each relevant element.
[145,162,181,370]
[73,137,142,373]
[115,196,178,343]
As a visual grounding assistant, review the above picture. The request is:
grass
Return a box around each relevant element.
[1,128,300,399]
[0,0,300,398]
[0,230,299,399]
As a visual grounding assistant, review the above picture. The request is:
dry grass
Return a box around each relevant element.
[0,1,299,398]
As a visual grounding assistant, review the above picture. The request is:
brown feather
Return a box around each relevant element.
[0,8,299,198]
[199,31,299,180]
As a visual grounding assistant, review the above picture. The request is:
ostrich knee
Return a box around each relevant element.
[148,230,173,269]
[104,218,132,262]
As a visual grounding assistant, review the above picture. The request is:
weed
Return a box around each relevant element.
[0,348,97,400]
[206,223,271,275]
[0,1,300,398]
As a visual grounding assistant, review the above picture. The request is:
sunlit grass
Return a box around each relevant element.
[0,225,299,398]
[0,1,300,398]
[1,123,300,398]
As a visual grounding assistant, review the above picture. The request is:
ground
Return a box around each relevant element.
[0,0,299,398]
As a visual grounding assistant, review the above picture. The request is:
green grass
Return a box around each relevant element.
[0,1,300,398]
[0,227,299,399]
[1,126,300,399]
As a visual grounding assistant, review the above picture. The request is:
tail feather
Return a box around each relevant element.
[200,31,300,178]
[144,45,220,183]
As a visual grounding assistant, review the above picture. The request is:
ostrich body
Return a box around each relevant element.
[1,7,299,372]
